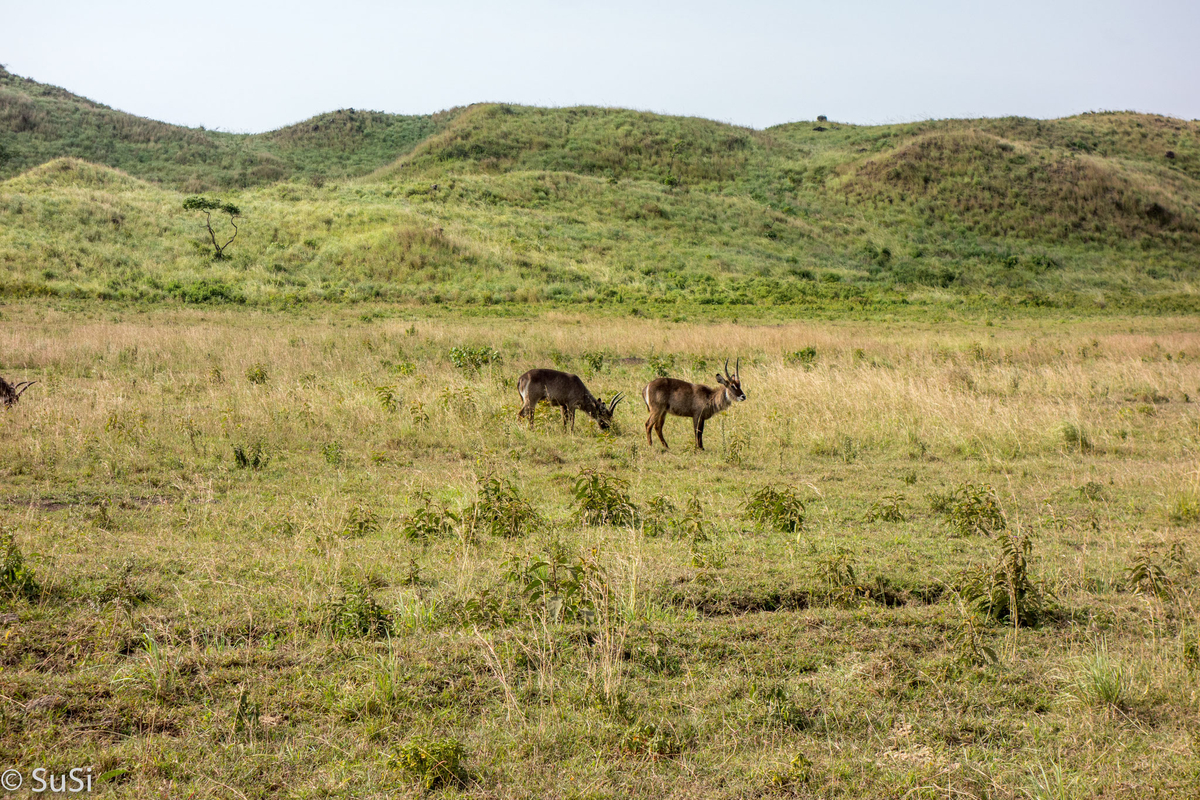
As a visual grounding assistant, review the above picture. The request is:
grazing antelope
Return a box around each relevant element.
[643,358,745,450]
[0,377,36,408]
[517,369,623,432]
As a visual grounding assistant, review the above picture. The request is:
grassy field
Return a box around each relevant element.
[1,302,1199,798]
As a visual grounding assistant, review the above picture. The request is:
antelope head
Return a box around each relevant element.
[714,358,746,402]
[592,392,624,430]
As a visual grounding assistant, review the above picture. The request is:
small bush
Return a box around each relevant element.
[342,504,381,538]
[375,385,399,412]
[647,353,676,378]
[233,442,269,470]
[865,493,908,523]
[957,531,1043,626]
[1125,553,1173,599]
[0,528,39,602]
[744,485,806,532]
[944,482,1006,536]
[245,363,269,384]
[323,582,393,639]
[766,754,814,791]
[449,345,502,371]
[573,469,638,527]
[581,350,607,374]
[784,347,818,368]
[620,720,688,756]
[399,493,460,542]
[643,494,677,537]
[394,736,467,791]
[1060,422,1093,453]
[504,546,606,624]
[468,477,541,538]
[322,441,343,466]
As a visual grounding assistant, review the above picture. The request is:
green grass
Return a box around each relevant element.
[1,306,1199,797]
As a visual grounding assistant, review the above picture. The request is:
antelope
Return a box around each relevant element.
[0,377,36,408]
[643,358,745,450]
[517,369,623,432]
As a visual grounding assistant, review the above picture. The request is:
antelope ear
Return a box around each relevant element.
[715,374,727,385]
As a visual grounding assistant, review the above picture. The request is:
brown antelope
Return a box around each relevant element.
[0,377,36,408]
[643,358,745,450]
[517,369,623,432]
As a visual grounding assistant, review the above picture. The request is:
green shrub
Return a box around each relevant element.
[643,494,677,537]
[468,477,541,538]
[581,350,607,374]
[399,493,460,542]
[0,528,39,602]
[744,485,806,532]
[957,531,1043,626]
[1125,553,1173,599]
[573,468,638,527]
[865,493,907,523]
[244,363,268,384]
[942,482,1006,536]
[1060,422,1093,453]
[394,736,467,791]
[647,353,676,377]
[233,442,269,470]
[448,345,502,371]
[322,582,393,639]
[504,546,606,624]
[375,385,399,412]
[342,504,381,538]
[619,720,688,756]
[784,347,817,368]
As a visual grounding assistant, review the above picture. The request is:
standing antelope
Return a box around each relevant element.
[643,358,745,450]
[517,369,623,432]
[0,377,36,408]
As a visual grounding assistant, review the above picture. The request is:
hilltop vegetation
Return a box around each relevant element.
[1,67,1198,314]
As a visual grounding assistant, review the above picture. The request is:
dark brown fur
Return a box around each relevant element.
[517,369,622,431]
[0,377,36,408]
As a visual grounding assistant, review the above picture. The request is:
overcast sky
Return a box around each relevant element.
[4,0,1198,133]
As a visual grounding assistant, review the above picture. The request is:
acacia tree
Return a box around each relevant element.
[183,196,241,260]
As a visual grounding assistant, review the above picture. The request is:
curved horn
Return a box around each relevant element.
[15,381,36,397]
[723,358,731,379]
[609,392,624,411]
[735,358,740,379]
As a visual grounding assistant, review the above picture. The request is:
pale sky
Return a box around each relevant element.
[3,0,1198,133]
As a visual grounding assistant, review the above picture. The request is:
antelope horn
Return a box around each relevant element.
[735,357,740,379]
[15,381,36,397]
[723,358,731,379]
[609,393,623,411]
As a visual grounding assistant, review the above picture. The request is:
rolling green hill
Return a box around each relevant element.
[1,67,1198,314]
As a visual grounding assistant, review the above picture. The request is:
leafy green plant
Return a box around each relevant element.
[643,494,677,538]
[394,736,467,791]
[619,720,688,756]
[0,527,39,602]
[749,682,811,731]
[724,431,748,466]
[244,363,268,384]
[784,347,817,368]
[581,350,607,374]
[505,546,606,624]
[1060,421,1093,453]
[322,582,393,639]
[448,345,502,371]
[399,492,460,542]
[958,531,1044,626]
[766,753,814,791]
[1125,553,1173,599]
[865,493,908,523]
[647,353,676,378]
[572,468,638,527]
[342,504,381,538]
[233,442,269,470]
[375,385,399,412]
[322,441,343,466]
[468,476,541,538]
[944,482,1006,536]
[744,485,806,532]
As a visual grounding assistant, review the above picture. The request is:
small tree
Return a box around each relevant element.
[183,196,241,260]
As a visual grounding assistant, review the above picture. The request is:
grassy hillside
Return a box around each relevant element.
[1,68,1198,314]
[0,67,460,189]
